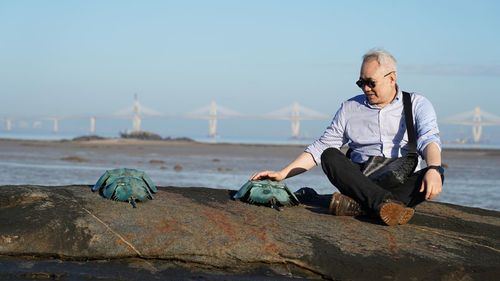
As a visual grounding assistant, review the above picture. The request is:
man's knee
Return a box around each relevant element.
[320,147,343,164]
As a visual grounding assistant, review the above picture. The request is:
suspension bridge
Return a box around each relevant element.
[438,107,500,143]
[1,96,500,142]
[0,95,329,139]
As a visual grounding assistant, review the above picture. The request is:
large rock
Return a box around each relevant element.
[0,185,499,280]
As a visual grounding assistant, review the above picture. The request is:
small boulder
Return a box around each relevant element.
[60,156,89,162]
[149,160,166,164]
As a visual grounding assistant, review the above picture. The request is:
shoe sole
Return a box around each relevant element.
[379,202,415,226]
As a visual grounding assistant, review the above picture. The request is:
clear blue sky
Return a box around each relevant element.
[1,0,499,139]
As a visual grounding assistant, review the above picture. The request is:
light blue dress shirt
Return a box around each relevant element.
[305,87,441,171]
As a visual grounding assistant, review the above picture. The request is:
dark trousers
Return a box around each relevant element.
[320,148,426,211]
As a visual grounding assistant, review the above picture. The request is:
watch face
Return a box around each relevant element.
[437,166,444,175]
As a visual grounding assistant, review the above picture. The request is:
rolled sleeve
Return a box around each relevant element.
[414,95,442,155]
[305,104,347,165]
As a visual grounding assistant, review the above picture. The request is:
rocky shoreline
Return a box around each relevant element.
[1,184,499,280]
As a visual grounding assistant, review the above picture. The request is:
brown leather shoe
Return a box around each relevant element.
[329,192,362,216]
[378,199,415,226]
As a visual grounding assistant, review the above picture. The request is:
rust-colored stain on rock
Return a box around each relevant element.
[1,185,499,281]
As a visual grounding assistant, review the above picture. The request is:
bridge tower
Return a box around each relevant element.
[7,119,11,131]
[188,101,242,138]
[53,119,58,133]
[267,102,328,139]
[132,93,141,132]
[472,107,482,143]
[208,101,217,138]
[440,106,500,143]
[112,94,163,133]
[291,102,300,138]
[90,116,96,135]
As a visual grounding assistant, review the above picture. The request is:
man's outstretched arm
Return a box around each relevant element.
[250,152,317,181]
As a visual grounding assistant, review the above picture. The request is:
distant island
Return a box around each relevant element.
[71,131,194,142]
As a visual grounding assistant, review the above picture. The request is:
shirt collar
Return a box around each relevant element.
[393,85,402,103]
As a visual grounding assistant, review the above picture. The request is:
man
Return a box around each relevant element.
[251,48,443,226]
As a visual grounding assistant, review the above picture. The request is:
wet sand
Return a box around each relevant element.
[0,137,306,158]
[2,137,499,163]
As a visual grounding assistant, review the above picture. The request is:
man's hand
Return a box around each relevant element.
[249,152,316,182]
[421,142,443,200]
[420,169,442,200]
[250,170,285,181]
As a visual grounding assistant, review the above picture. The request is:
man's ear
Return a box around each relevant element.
[390,72,397,85]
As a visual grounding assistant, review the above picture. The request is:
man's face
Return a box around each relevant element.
[358,58,397,108]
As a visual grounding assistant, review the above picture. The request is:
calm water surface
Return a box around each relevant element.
[0,134,499,212]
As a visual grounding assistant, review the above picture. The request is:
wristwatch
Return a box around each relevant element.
[427,165,445,182]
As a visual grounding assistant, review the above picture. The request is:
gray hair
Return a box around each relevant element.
[362,48,397,73]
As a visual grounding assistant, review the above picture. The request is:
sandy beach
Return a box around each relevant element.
[0,137,307,159]
[3,136,500,166]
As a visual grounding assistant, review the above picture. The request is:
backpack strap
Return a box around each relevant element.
[402,91,417,156]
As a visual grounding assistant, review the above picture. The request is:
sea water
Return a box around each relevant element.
[0,132,499,212]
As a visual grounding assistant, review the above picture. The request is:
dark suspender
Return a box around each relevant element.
[402,91,417,156]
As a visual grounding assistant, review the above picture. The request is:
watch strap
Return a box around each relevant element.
[427,165,444,182]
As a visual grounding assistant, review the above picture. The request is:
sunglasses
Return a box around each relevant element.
[356,71,394,89]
